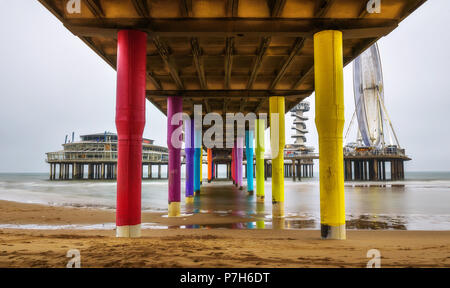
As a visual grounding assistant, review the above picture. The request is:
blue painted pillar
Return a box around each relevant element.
[185,118,195,203]
[245,130,254,193]
[194,124,201,194]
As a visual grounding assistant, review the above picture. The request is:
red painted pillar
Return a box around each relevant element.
[115,30,147,238]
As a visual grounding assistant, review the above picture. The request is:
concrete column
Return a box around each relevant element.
[245,130,254,194]
[269,96,285,218]
[115,30,147,238]
[167,96,182,217]
[185,118,195,203]
[314,30,346,239]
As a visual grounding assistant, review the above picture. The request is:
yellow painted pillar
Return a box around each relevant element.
[269,96,285,218]
[314,30,346,240]
[255,118,265,202]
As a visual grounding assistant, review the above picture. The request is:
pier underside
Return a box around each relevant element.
[39,0,424,239]
[39,0,424,121]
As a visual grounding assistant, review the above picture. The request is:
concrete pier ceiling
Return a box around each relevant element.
[39,0,425,121]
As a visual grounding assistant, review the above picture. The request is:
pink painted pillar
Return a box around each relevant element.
[115,30,147,238]
[167,96,183,216]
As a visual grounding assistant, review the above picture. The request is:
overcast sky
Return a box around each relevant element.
[0,0,449,173]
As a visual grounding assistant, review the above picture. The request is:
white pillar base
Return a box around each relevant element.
[116,224,141,238]
[321,224,346,240]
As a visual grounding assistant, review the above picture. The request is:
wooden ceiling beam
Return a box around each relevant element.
[269,0,286,17]
[83,0,105,19]
[131,0,150,18]
[147,72,162,90]
[66,18,399,38]
[180,0,193,17]
[227,0,239,17]
[291,66,313,89]
[246,36,271,90]
[146,89,312,98]
[269,37,305,90]
[315,0,336,18]
[225,37,234,89]
[153,37,184,89]
[190,38,207,89]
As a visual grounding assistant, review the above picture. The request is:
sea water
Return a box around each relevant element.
[0,172,449,230]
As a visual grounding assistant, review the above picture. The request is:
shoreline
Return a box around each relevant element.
[0,200,449,267]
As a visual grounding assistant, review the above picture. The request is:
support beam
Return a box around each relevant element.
[191,37,207,89]
[68,19,398,39]
[269,96,285,217]
[115,30,147,238]
[226,0,239,17]
[131,0,150,18]
[245,130,254,194]
[147,72,162,90]
[314,30,345,240]
[225,37,234,89]
[247,37,271,89]
[83,0,105,19]
[269,0,286,17]
[314,0,336,18]
[180,0,193,17]
[167,96,183,217]
[269,38,305,90]
[153,37,184,89]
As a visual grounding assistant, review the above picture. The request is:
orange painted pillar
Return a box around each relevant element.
[207,148,213,183]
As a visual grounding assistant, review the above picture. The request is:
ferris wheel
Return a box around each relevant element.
[345,43,401,149]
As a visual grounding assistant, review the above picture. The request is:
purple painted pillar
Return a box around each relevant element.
[185,118,195,203]
[234,142,238,187]
[167,96,182,216]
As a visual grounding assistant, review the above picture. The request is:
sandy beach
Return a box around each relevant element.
[0,200,449,268]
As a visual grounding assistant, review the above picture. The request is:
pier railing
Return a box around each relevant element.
[46,150,168,163]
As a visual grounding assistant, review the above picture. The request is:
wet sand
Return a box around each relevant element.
[0,200,449,268]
